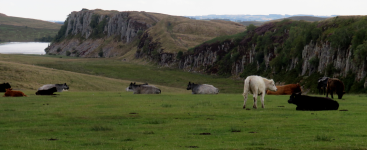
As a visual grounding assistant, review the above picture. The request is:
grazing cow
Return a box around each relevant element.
[0,82,11,92]
[326,78,345,99]
[38,83,69,92]
[288,92,339,110]
[317,77,329,95]
[128,82,161,94]
[266,83,302,95]
[3,88,27,97]
[126,82,148,92]
[186,82,219,94]
[242,75,277,109]
[36,87,57,95]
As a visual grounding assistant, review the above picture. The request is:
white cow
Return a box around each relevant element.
[242,75,277,109]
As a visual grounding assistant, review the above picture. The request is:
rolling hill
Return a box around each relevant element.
[0,13,61,42]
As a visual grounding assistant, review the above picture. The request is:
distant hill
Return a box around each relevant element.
[0,14,61,29]
[238,16,329,27]
[0,13,61,42]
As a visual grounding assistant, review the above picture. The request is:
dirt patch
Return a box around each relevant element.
[277,106,285,107]
[246,108,251,110]
[339,109,348,111]
[129,112,138,114]
[199,133,211,135]
[48,138,58,141]
[249,131,257,133]
[186,146,199,148]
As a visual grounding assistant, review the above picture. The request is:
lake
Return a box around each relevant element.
[0,42,50,55]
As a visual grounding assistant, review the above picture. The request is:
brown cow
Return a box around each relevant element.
[266,84,302,95]
[326,78,345,99]
[3,88,27,97]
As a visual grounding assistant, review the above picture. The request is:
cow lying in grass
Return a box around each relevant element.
[36,87,57,95]
[0,82,11,92]
[38,83,69,92]
[266,83,301,95]
[288,92,339,110]
[126,82,148,92]
[128,82,161,94]
[186,82,219,94]
[242,75,277,109]
[3,88,27,97]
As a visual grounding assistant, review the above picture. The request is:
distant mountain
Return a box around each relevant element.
[186,14,334,22]
[238,16,330,26]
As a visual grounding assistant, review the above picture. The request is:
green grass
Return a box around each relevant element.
[0,92,367,149]
[0,24,58,42]
[0,54,243,93]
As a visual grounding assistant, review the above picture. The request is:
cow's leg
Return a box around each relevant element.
[253,92,258,109]
[330,90,334,99]
[260,92,265,108]
[242,90,249,109]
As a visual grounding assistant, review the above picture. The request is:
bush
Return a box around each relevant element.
[66,51,71,56]
[98,50,103,57]
[176,51,183,59]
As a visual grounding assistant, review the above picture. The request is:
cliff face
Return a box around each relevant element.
[47,10,155,57]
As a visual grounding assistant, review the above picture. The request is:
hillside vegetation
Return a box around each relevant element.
[0,14,61,42]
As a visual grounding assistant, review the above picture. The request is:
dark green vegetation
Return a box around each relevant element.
[1,92,367,149]
[0,54,243,93]
[188,16,367,93]
[0,24,57,42]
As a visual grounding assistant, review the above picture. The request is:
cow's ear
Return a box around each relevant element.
[189,82,191,84]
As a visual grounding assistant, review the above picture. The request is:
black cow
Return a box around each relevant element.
[35,87,58,95]
[317,77,329,95]
[288,92,339,111]
[0,82,11,92]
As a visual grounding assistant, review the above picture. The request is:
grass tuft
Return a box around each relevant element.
[315,134,332,141]
[91,125,113,131]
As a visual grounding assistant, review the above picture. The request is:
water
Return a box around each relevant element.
[0,42,50,55]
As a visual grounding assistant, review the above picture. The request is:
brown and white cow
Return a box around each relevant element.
[266,84,302,95]
[3,88,27,97]
[242,75,277,109]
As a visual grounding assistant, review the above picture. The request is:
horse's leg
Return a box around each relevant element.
[253,92,258,109]
[242,89,249,109]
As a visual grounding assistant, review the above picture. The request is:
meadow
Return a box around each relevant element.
[0,25,57,42]
[1,92,367,150]
[1,54,367,149]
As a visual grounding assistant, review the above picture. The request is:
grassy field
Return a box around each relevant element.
[0,92,366,149]
[0,24,58,42]
[0,14,61,30]
[0,54,243,93]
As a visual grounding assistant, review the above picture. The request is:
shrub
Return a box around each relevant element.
[176,51,183,59]
[57,47,62,52]
[98,50,103,57]
[66,51,71,56]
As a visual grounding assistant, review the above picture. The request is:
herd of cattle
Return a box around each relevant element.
[1,75,345,111]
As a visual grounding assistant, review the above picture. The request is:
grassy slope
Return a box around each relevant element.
[0,92,366,149]
[0,15,61,29]
[0,57,184,93]
[0,14,61,42]
[0,54,243,93]
[0,24,58,42]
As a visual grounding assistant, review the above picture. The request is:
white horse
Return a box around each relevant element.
[242,75,277,109]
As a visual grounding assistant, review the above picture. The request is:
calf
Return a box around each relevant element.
[3,88,27,97]
[128,82,161,94]
[288,92,339,110]
[0,82,11,92]
[242,75,277,109]
[186,82,219,94]
[266,83,301,95]
[326,78,345,99]
[36,87,58,95]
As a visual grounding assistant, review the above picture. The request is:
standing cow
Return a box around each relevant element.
[242,75,277,109]
[317,77,329,95]
[326,78,345,99]
[288,92,339,110]
[0,82,11,92]
[128,82,161,94]
[186,82,219,94]
[266,83,301,95]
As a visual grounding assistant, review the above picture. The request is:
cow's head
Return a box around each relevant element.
[62,83,69,91]
[268,80,277,92]
[6,88,12,92]
[187,82,198,90]
[338,91,346,99]
[288,92,302,104]
[1,82,11,89]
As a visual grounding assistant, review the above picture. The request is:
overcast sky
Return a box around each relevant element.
[0,0,366,21]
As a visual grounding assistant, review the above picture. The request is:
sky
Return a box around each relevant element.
[0,0,367,21]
